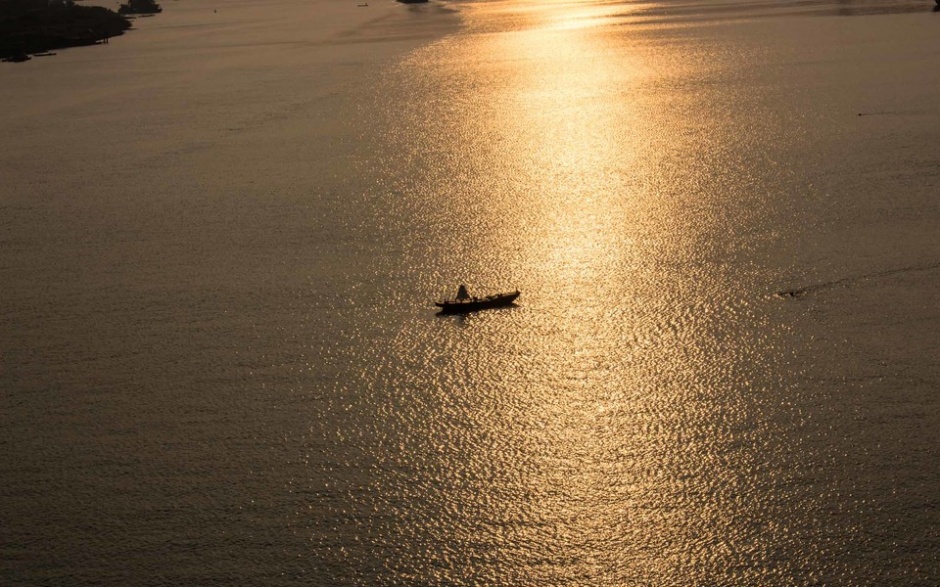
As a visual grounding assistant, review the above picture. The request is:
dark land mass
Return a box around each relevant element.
[0,0,131,61]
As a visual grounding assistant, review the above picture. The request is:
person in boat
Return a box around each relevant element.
[456,285,470,301]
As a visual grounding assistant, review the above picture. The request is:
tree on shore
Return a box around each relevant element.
[118,0,162,16]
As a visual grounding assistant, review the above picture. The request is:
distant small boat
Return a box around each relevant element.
[435,285,520,314]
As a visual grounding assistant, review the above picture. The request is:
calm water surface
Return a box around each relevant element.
[1,0,938,585]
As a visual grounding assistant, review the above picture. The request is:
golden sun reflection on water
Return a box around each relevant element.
[366,1,813,583]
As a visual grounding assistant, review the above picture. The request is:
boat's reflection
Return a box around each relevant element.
[434,303,520,319]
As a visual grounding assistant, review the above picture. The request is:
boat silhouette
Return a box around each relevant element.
[435,285,520,314]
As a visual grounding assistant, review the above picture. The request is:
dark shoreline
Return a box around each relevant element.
[1,0,132,61]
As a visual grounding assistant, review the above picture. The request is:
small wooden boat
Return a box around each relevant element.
[435,285,520,314]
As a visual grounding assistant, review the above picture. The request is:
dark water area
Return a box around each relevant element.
[1,0,939,585]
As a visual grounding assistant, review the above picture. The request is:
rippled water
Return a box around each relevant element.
[2,0,939,585]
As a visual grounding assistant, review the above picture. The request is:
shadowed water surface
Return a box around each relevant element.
[1,0,939,585]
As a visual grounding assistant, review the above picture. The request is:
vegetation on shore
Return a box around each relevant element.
[0,0,132,60]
